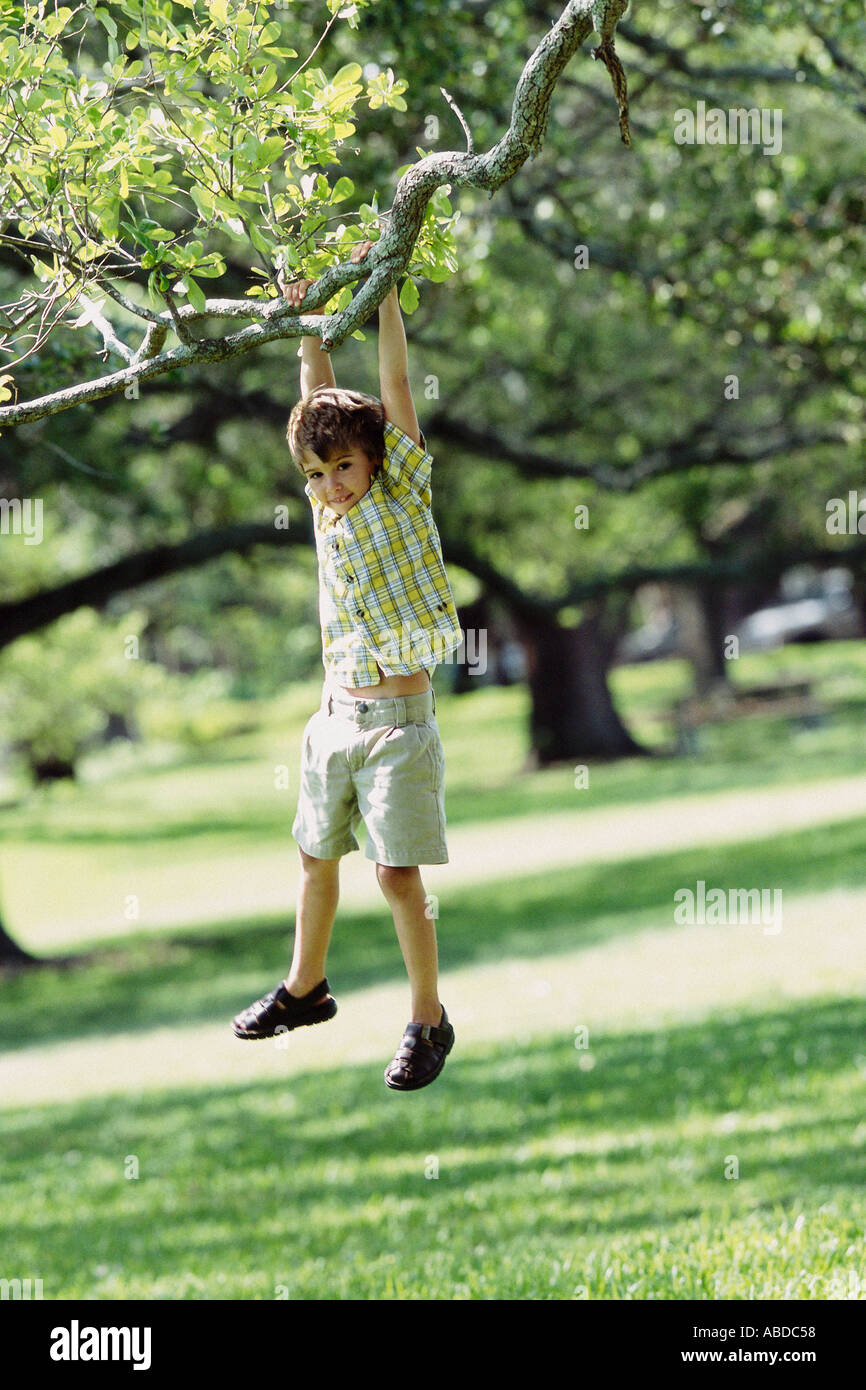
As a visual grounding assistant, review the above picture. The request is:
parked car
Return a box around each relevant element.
[734,589,861,651]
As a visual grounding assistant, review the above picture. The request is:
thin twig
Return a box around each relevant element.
[439,87,475,153]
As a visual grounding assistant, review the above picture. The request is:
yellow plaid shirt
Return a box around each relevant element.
[305,421,463,688]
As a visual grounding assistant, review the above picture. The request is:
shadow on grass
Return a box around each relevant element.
[1,995,863,1297]
[3,811,866,1055]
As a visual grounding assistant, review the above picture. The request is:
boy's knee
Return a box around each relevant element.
[375,862,421,896]
[299,847,340,879]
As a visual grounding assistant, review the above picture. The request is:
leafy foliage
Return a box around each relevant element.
[0,0,458,370]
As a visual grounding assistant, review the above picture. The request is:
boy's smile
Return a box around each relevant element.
[302,445,378,515]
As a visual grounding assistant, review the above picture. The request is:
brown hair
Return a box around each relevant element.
[287,385,386,475]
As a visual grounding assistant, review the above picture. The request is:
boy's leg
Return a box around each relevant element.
[375,863,442,1026]
[285,847,341,997]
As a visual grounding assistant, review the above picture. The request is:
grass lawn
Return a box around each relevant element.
[2,996,864,1299]
[2,642,866,1299]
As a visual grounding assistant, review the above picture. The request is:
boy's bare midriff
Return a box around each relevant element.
[339,666,431,699]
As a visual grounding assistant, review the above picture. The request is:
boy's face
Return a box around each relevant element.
[300,445,378,515]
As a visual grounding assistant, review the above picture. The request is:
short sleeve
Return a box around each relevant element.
[380,420,434,505]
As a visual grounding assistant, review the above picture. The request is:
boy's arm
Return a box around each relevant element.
[300,325,336,398]
[350,240,423,449]
[377,285,422,449]
[279,271,336,398]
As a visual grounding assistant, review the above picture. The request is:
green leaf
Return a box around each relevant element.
[46,124,67,152]
[399,278,420,314]
[193,255,226,278]
[257,65,278,97]
[253,135,285,170]
[190,184,216,217]
[248,222,270,256]
[332,62,363,89]
[94,7,117,38]
[213,193,244,218]
[331,177,354,203]
[101,197,120,240]
[186,277,206,313]
[43,8,73,38]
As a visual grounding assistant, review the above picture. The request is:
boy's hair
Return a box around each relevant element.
[287,385,386,475]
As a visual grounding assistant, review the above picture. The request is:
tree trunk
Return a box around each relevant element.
[516,609,646,766]
[671,582,730,696]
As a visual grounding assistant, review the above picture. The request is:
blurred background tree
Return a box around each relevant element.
[2,0,866,959]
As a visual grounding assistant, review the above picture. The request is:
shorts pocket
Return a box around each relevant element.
[413,719,445,782]
[300,709,322,762]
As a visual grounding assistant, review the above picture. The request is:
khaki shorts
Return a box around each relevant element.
[292,685,448,866]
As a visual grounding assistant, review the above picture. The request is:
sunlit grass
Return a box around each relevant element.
[2,997,864,1299]
[3,642,866,1297]
[4,811,866,1053]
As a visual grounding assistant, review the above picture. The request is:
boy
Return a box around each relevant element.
[231,241,463,1091]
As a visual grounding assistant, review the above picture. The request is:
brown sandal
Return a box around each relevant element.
[384,1008,454,1091]
[232,978,336,1040]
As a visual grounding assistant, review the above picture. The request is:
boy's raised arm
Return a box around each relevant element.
[350,240,422,450]
[280,271,336,398]
[377,285,422,449]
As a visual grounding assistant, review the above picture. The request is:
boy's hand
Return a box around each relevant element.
[280,237,383,309]
[278,268,326,314]
[350,239,376,275]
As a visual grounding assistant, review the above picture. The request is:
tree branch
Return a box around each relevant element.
[617,19,866,113]
[0,520,310,653]
[0,0,631,428]
[4,483,863,653]
[68,294,135,365]
[429,414,851,492]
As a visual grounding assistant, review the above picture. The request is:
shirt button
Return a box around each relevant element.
[356,610,364,618]
[346,573,354,582]
[357,702,368,712]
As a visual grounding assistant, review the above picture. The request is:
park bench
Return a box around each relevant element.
[671,680,827,754]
